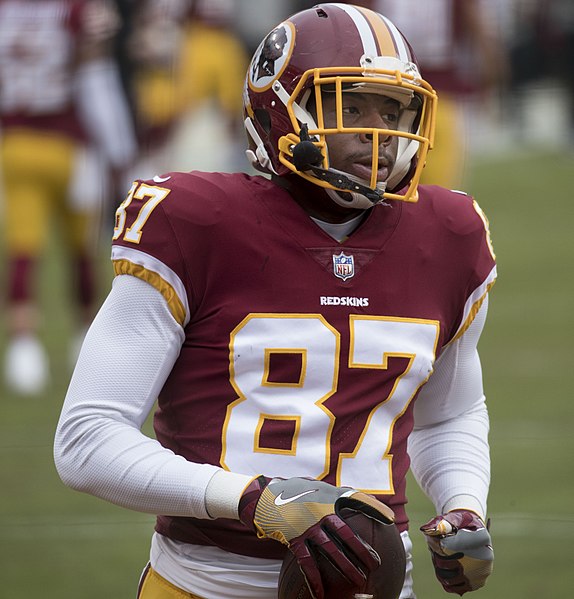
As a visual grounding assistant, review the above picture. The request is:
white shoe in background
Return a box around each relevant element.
[4,335,49,396]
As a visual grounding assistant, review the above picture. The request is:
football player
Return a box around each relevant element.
[55,4,495,598]
[0,0,136,395]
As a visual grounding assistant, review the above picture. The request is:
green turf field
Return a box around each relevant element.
[1,150,573,597]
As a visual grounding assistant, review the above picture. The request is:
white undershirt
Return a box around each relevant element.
[54,275,491,597]
[310,213,366,242]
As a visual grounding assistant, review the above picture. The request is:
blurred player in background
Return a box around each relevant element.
[533,0,574,145]
[123,0,192,177]
[55,4,496,598]
[0,0,136,396]
[122,0,249,178]
[174,0,249,172]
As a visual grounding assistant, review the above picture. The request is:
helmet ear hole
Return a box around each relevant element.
[407,94,423,113]
[406,95,423,134]
[254,108,272,134]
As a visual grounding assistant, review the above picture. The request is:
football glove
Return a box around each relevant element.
[239,475,396,599]
[420,510,494,595]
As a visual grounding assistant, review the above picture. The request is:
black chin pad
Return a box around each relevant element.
[292,140,324,171]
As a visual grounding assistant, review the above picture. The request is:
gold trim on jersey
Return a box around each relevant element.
[473,199,496,260]
[451,281,496,344]
[112,259,186,326]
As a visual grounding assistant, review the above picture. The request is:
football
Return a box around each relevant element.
[278,506,406,599]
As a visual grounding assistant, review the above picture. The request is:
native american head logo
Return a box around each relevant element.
[249,23,293,89]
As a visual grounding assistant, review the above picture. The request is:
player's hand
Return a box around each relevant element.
[239,476,396,599]
[420,510,494,595]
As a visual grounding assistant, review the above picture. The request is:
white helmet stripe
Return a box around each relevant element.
[332,3,378,58]
[381,15,410,62]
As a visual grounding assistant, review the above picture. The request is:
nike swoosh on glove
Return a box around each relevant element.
[421,510,494,595]
[239,476,396,599]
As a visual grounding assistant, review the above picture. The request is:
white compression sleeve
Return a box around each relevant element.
[54,275,250,518]
[408,298,491,519]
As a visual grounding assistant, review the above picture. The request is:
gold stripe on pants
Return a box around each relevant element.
[137,564,205,599]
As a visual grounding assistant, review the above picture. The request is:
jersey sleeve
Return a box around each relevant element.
[445,193,497,344]
[111,176,192,327]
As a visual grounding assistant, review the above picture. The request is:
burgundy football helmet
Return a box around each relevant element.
[243,3,437,208]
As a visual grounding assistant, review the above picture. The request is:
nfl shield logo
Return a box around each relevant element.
[333,252,355,281]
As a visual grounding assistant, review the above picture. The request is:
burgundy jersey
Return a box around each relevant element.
[0,0,87,138]
[111,172,496,559]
